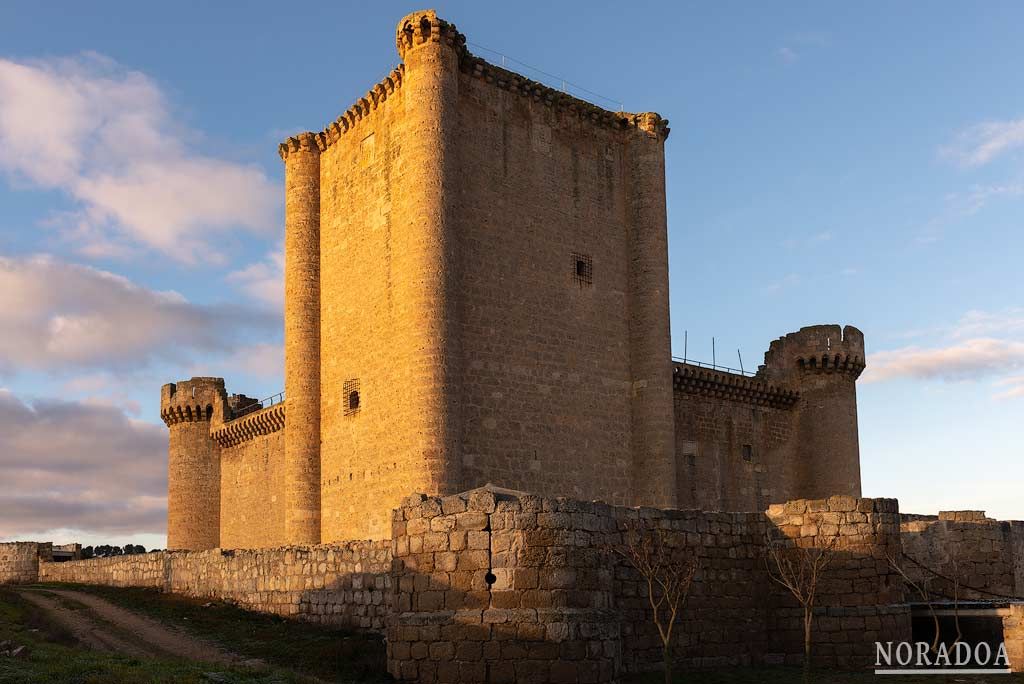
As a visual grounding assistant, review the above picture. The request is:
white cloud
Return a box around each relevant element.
[864,337,1024,387]
[0,53,279,263]
[777,47,798,63]
[0,389,167,539]
[765,273,801,294]
[190,342,284,382]
[941,118,1024,168]
[994,375,1024,401]
[952,308,1024,339]
[0,254,276,374]
[227,243,284,310]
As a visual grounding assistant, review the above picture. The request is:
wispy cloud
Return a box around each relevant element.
[941,118,1024,168]
[864,309,1024,400]
[765,273,801,294]
[227,243,284,310]
[944,183,1024,216]
[0,388,166,539]
[777,47,799,64]
[952,308,1024,339]
[0,53,280,263]
[865,338,1024,384]
[993,375,1024,401]
[776,31,830,65]
[0,254,277,375]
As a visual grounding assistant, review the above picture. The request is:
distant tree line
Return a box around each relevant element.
[80,544,155,559]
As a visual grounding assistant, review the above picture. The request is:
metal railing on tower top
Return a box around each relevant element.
[232,390,285,419]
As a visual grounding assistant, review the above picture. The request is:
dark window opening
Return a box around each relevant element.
[484,571,497,586]
[344,379,361,416]
[572,252,593,286]
[742,444,753,462]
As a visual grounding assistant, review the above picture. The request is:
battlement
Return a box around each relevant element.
[760,324,866,380]
[211,401,286,448]
[278,9,670,161]
[395,9,466,60]
[277,131,321,161]
[160,377,227,426]
[673,362,799,409]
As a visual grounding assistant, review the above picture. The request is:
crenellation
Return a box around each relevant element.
[165,9,866,549]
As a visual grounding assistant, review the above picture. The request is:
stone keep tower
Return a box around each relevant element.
[277,9,678,540]
[760,325,865,499]
[160,377,226,550]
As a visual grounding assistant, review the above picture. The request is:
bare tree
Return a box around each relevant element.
[886,551,942,653]
[765,532,838,678]
[614,524,698,684]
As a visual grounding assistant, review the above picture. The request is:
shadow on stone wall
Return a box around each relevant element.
[387,487,912,682]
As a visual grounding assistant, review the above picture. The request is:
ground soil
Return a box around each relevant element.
[14,587,258,667]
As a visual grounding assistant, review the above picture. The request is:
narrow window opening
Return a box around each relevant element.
[344,379,361,416]
[572,252,593,286]
[742,444,753,462]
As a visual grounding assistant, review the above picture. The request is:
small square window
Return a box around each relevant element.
[742,444,753,462]
[344,379,361,416]
[572,252,593,286]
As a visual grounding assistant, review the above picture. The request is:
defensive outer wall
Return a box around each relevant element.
[8,489,1024,678]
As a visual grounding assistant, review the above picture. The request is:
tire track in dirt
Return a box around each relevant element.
[17,588,259,667]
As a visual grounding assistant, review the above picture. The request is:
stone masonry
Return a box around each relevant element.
[158,9,867,551]
[11,490,1024,678]
[901,510,1024,600]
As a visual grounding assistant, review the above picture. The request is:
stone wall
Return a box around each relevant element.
[38,541,391,630]
[218,425,287,549]
[387,488,910,682]
[901,511,1024,600]
[9,489,924,680]
[0,542,51,584]
[673,364,799,512]
[1004,604,1024,673]
[764,497,908,668]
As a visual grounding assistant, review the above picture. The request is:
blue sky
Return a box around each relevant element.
[1,2,1022,548]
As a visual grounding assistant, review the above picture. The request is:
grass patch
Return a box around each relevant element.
[37,583,388,683]
[0,588,307,684]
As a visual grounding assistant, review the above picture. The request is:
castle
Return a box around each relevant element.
[160,9,865,551]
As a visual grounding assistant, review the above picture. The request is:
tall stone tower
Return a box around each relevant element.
[279,9,678,540]
[160,377,225,550]
[280,132,322,545]
[761,325,865,498]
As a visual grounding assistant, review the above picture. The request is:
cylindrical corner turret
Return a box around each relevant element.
[625,110,676,508]
[761,325,865,500]
[160,377,225,550]
[280,131,322,545]
[395,10,466,63]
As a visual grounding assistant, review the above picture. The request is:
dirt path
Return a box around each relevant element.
[16,588,258,667]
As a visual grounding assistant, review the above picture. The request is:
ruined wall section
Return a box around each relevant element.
[900,511,1024,600]
[0,542,51,584]
[213,403,287,549]
[38,541,391,630]
[673,363,799,511]
[387,488,910,681]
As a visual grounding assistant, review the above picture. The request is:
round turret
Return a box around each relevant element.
[160,377,226,550]
[759,325,865,499]
[281,131,322,545]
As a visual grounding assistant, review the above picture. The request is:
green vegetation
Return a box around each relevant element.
[0,587,307,684]
[35,583,387,683]
[8,584,1024,684]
